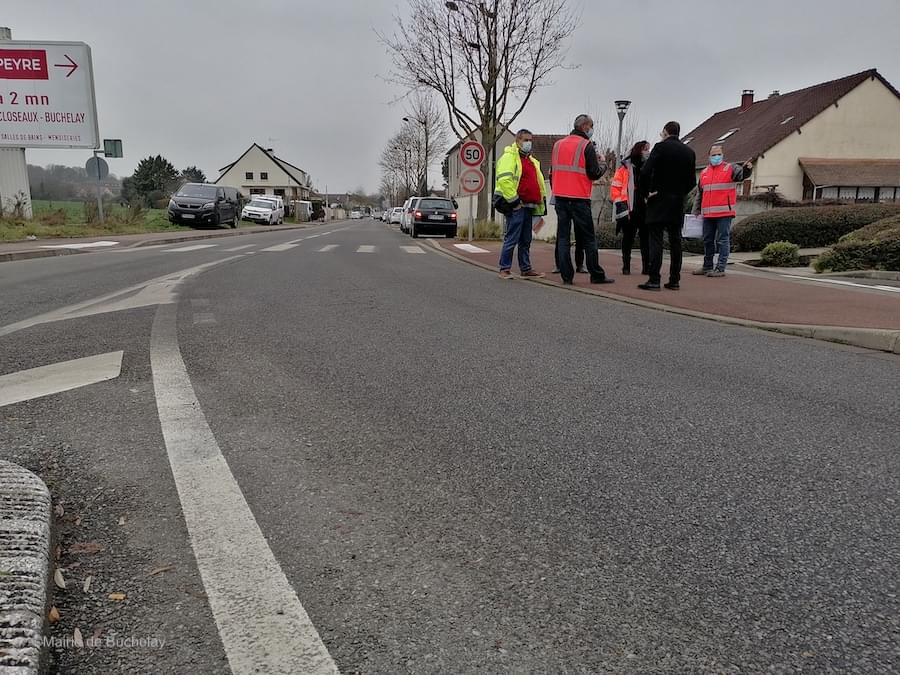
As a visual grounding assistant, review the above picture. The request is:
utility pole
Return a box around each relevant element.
[0,27,33,219]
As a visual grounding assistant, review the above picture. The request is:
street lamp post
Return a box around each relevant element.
[404,116,430,196]
[614,100,632,166]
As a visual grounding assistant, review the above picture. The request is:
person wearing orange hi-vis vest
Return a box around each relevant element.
[691,144,753,277]
[611,140,651,275]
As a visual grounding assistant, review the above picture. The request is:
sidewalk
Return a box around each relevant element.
[0,223,312,263]
[434,240,900,353]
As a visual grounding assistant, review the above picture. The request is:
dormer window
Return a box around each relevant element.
[716,129,739,141]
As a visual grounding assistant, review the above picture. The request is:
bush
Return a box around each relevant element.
[732,204,900,251]
[456,219,502,240]
[37,208,68,227]
[760,241,801,267]
[813,215,900,273]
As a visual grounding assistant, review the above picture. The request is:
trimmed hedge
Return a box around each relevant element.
[813,215,900,273]
[732,204,900,251]
[760,241,801,267]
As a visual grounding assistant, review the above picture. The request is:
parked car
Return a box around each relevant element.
[408,197,458,238]
[241,198,281,225]
[371,210,382,220]
[350,210,363,220]
[168,183,239,228]
[253,195,285,224]
[389,207,404,224]
[401,197,422,234]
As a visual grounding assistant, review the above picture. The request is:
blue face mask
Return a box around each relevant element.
[709,154,724,166]
[520,141,533,154]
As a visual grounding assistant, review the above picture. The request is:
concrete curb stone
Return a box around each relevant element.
[429,240,900,354]
[0,461,52,675]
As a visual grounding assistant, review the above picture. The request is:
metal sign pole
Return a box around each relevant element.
[469,194,474,242]
[93,150,104,223]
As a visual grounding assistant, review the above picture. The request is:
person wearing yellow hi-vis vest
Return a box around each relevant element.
[493,128,547,279]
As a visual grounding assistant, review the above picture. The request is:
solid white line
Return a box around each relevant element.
[316,245,338,252]
[150,304,337,675]
[356,245,375,253]
[166,244,219,252]
[224,244,256,252]
[0,352,123,408]
[260,243,300,252]
[401,246,426,254]
[453,243,490,253]
[40,240,120,250]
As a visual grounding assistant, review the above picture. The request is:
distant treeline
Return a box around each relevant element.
[27,164,121,201]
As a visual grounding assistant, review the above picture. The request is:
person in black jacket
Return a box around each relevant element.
[638,121,697,291]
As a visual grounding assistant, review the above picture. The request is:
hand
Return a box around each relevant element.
[744,161,753,171]
[648,191,658,199]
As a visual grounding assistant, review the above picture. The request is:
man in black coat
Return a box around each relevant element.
[638,121,697,291]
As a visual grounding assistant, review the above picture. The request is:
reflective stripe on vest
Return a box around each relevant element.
[700,164,737,218]
[551,136,593,199]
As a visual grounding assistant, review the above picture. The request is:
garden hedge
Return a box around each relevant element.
[813,215,900,273]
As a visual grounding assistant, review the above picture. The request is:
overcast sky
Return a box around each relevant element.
[12,0,900,193]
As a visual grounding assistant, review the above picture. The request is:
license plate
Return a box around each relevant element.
[182,214,195,219]
[428,214,443,221]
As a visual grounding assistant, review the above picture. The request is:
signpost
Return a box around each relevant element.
[0,32,99,219]
[459,166,485,243]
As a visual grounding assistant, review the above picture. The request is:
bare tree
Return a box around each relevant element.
[403,92,450,194]
[380,0,579,219]
[379,125,420,205]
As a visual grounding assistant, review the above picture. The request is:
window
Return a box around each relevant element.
[857,187,876,202]
[878,187,897,203]
[839,187,857,200]
[274,188,285,197]
[821,187,839,200]
[250,188,265,195]
[716,129,739,142]
[245,172,254,180]
[260,172,268,180]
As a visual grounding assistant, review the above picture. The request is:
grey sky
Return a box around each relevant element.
[14,0,900,194]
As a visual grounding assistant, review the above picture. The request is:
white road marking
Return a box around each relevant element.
[401,245,426,254]
[224,244,256,252]
[150,303,337,674]
[192,312,217,325]
[260,243,300,252]
[40,240,119,250]
[454,243,491,253]
[316,245,338,252]
[0,351,123,408]
[781,274,900,293]
[357,245,375,253]
[166,244,219,252]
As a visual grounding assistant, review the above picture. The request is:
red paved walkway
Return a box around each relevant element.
[439,241,900,330]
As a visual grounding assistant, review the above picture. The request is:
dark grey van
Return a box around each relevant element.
[168,183,240,228]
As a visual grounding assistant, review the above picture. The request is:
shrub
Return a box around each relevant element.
[732,204,900,251]
[37,208,68,227]
[455,219,502,240]
[82,200,99,224]
[760,241,801,267]
[813,215,900,273]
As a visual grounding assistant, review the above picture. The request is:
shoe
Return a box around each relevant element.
[591,277,615,284]
[576,266,588,274]
[498,270,513,279]
[692,268,712,275]
[638,282,661,291]
[622,266,631,275]
[551,268,560,274]
[640,269,648,275]
[520,270,545,278]
[664,282,680,290]
[562,279,574,285]
[707,270,726,277]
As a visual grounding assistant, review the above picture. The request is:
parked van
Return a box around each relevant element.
[168,183,240,228]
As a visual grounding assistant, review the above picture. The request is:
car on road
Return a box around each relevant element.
[389,207,404,224]
[400,197,423,234]
[168,183,240,228]
[350,210,363,220]
[408,197,458,238]
[371,210,382,220]
[241,198,281,225]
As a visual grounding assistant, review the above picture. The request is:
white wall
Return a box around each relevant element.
[216,145,309,197]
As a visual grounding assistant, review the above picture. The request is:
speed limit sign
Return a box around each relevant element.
[459,140,485,168]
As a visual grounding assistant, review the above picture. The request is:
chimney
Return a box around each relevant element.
[740,89,754,111]
[769,90,781,99]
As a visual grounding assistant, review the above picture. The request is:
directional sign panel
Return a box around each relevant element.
[0,41,99,149]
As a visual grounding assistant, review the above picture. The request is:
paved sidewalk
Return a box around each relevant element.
[434,240,900,352]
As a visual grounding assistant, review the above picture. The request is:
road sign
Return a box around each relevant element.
[0,41,99,149]
[459,168,485,194]
[459,140,485,168]
[85,156,108,180]
[103,138,123,158]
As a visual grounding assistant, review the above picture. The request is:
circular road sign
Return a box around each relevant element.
[459,168,485,194]
[459,140,486,168]
[85,156,109,180]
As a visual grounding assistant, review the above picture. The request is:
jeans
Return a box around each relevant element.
[702,216,733,271]
[646,221,683,285]
[555,198,607,282]
[498,206,534,272]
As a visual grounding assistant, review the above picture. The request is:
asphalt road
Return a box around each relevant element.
[1,220,899,673]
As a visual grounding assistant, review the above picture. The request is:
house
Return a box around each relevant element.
[682,69,900,202]
[215,143,313,201]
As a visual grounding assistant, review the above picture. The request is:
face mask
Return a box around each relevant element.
[520,141,533,154]
[584,127,594,139]
[641,150,650,161]
[709,154,724,166]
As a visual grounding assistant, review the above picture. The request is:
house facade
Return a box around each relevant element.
[682,69,900,202]
[215,143,313,201]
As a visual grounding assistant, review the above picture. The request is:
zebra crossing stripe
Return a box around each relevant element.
[316,245,338,252]
[356,245,375,253]
[261,243,300,252]
[401,246,426,254]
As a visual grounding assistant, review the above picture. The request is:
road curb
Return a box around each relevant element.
[430,241,900,354]
[0,460,53,674]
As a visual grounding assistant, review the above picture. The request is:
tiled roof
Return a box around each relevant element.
[799,158,900,187]
[682,69,900,168]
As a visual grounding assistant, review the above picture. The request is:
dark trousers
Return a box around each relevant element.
[646,221,683,285]
[555,198,606,283]
[621,219,649,272]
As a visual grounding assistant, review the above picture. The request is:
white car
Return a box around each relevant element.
[350,211,363,220]
[242,199,281,225]
[389,207,404,224]
[253,195,285,224]
[400,197,422,234]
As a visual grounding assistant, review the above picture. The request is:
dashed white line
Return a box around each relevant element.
[224,244,257,252]
[261,243,300,252]
[317,245,338,252]
[356,245,375,253]
[166,244,219,252]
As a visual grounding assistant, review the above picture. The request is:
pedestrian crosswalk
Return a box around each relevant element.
[130,242,430,255]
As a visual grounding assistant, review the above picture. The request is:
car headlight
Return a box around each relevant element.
[168,199,176,210]
[202,202,215,209]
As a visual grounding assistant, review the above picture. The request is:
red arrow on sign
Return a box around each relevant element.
[53,54,78,78]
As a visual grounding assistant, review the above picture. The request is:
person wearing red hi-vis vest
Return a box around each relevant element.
[691,144,753,277]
